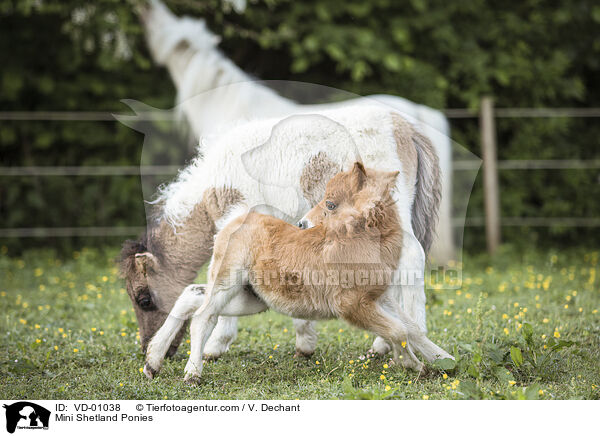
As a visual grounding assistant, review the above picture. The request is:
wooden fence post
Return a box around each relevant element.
[479,96,501,255]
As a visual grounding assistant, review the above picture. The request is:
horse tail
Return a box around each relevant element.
[411,129,442,255]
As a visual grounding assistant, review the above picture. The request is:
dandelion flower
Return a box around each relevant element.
[385,386,391,391]
[19,319,27,325]
[422,395,429,400]
[508,380,516,386]
[383,363,389,369]
[443,373,448,379]
[554,331,561,338]
[73,348,79,353]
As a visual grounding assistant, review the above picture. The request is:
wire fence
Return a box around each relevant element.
[1,105,599,240]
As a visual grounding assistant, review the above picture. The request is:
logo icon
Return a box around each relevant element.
[2,402,50,433]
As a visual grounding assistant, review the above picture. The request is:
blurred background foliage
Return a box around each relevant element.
[0,0,599,253]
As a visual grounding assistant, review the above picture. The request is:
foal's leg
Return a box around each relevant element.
[183,283,239,383]
[342,302,424,373]
[293,319,318,357]
[144,284,206,378]
[203,287,271,358]
[379,294,454,362]
[203,316,238,360]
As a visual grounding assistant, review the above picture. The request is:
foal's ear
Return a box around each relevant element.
[135,252,157,275]
[351,161,367,192]
[382,170,400,194]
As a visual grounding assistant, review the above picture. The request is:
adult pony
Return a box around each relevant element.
[120,105,441,360]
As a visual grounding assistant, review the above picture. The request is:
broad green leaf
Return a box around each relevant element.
[511,346,524,367]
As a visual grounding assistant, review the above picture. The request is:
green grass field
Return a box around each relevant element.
[1,246,598,400]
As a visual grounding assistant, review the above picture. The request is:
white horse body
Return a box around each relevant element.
[159,107,413,230]
[140,0,454,261]
[144,105,446,378]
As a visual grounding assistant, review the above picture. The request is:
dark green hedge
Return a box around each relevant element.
[1,0,599,253]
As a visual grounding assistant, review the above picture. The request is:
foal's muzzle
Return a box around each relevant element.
[297,219,312,230]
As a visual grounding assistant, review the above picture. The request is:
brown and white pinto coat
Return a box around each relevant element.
[144,162,452,382]
[120,105,441,361]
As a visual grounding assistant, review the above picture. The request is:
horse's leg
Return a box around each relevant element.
[203,288,270,358]
[293,319,318,357]
[398,232,428,334]
[184,283,239,383]
[203,316,238,360]
[380,294,453,362]
[341,300,424,373]
[144,284,206,378]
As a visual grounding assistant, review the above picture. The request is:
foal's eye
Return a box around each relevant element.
[326,201,336,210]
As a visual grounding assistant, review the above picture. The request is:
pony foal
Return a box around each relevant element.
[144,162,453,383]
